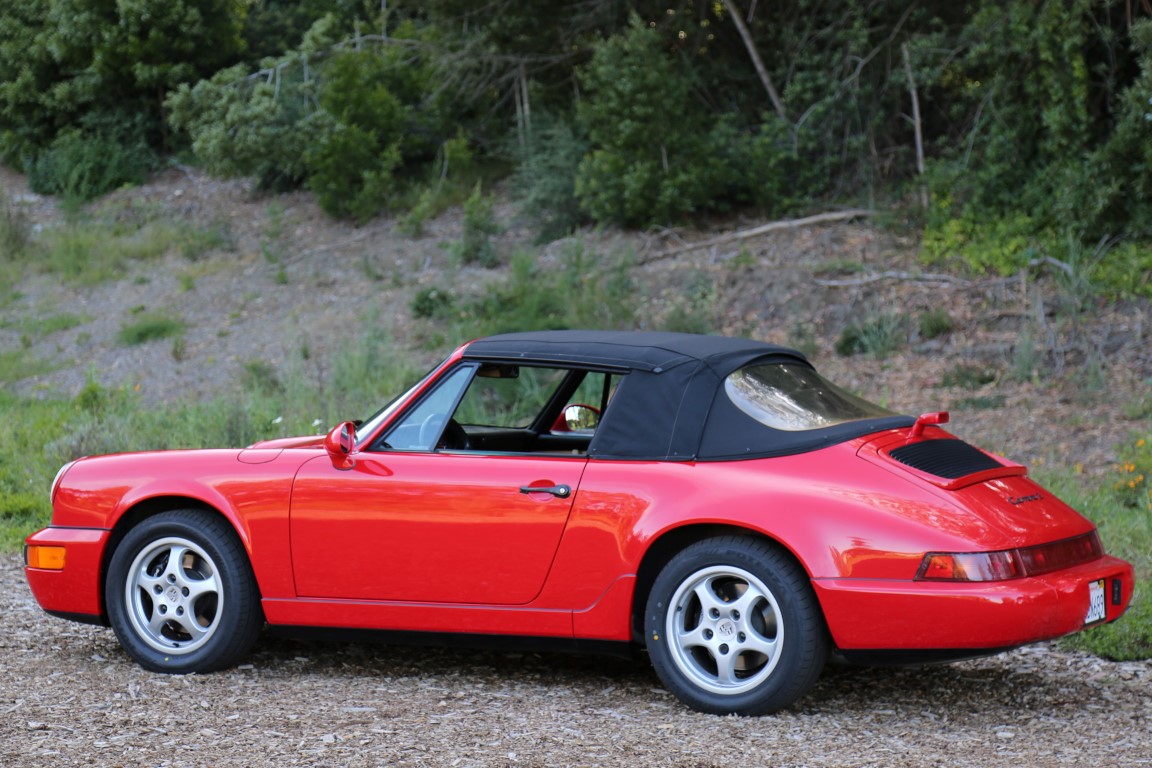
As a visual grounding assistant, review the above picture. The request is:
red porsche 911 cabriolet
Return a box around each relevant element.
[25,331,1133,714]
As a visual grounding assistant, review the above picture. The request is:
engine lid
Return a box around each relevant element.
[858,428,1026,490]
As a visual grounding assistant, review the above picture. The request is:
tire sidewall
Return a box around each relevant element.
[644,537,827,715]
[105,509,261,674]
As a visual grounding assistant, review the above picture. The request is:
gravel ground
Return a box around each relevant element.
[3,555,1150,767]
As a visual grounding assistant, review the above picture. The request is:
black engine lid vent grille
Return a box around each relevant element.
[887,439,1003,479]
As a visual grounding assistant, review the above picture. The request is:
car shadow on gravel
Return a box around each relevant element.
[240,632,1099,718]
[250,633,656,685]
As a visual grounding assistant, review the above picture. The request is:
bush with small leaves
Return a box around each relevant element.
[27,129,156,202]
[835,314,907,358]
[454,183,500,267]
[410,286,455,320]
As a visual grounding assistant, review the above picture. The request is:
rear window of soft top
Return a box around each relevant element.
[725,363,896,432]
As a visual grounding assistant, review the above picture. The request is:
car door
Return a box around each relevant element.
[289,452,585,605]
[289,363,592,606]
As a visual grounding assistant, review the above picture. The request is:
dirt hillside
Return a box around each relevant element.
[3,165,1149,474]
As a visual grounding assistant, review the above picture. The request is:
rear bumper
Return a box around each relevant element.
[24,527,110,623]
[815,555,1133,651]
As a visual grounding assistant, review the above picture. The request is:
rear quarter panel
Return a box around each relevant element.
[539,440,1098,608]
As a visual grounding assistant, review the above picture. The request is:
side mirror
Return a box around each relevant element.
[325,421,357,469]
[563,404,600,432]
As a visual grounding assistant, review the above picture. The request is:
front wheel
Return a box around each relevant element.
[644,537,828,715]
[105,509,263,673]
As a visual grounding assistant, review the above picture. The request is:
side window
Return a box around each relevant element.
[567,371,613,413]
[454,366,569,428]
[379,365,474,451]
[554,371,613,433]
[377,364,616,454]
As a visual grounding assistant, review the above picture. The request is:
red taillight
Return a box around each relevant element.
[916,532,1104,582]
[1018,531,1103,576]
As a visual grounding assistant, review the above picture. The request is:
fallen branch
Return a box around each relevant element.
[814,270,970,287]
[292,229,378,260]
[643,209,874,263]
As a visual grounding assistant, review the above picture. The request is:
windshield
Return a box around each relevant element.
[725,363,895,432]
[354,365,441,443]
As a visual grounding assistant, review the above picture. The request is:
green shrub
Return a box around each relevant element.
[1067,20,1152,239]
[399,133,483,236]
[0,188,31,259]
[940,363,997,389]
[921,209,1043,276]
[179,219,235,261]
[656,269,717,335]
[76,375,109,414]
[0,349,58,384]
[574,19,817,228]
[240,359,283,394]
[574,20,717,227]
[411,286,455,319]
[118,313,186,345]
[35,217,202,286]
[460,243,635,335]
[307,120,401,222]
[1114,435,1152,510]
[1086,241,1152,300]
[454,182,500,267]
[27,130,155,202]
[835,313,907,358]
[166,64,314,191]
[514,115,588,241]
[167,22,460,215]
[305,50,409,221]
[1045,467,1152,661]
[918,308,955,340]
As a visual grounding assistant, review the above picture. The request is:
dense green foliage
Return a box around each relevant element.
[575,19,714,226]
[2,1,1152,271]
[166,21,460,219]
[0,0,248,198]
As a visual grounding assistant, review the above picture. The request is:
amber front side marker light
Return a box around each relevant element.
[26,545,66,570]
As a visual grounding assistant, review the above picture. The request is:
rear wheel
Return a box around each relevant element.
[644,536,828,715]
[105,509,263,673]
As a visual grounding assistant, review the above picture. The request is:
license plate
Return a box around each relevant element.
[1084,579,1107,625]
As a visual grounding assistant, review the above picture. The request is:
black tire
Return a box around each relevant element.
[105,509,263,673]
[644,536,828,715]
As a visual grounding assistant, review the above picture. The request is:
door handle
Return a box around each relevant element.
[519,484,571,498]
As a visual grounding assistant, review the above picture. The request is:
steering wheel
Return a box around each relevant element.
[418,413,471,450]
[418,413,447,448]
[440,419,471,450]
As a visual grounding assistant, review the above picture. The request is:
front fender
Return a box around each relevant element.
[53,450,302,600]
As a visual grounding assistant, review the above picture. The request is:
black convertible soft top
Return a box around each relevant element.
[463,331,914,461]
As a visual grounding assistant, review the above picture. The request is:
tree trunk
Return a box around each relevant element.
[720,0,788,124]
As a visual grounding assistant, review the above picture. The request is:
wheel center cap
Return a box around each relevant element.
[716,620,736,637]
[165,586,181,603]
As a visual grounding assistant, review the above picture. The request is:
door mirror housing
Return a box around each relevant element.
[325,421,357,469]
